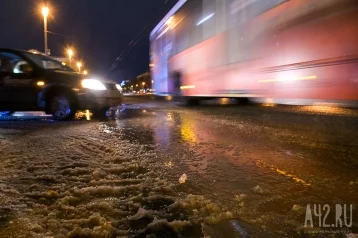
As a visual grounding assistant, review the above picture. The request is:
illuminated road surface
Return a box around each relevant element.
[0,97,357,237]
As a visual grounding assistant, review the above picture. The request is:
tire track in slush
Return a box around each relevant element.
[0,121,235,238]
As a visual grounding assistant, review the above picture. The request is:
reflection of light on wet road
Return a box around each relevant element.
[152,112,175,148]
[178,114,210,174]
[299,105,350,115]
[74,110,93,120]
[85,110,91,120]
[256,159,311,186]
[98,100,358,236]
[180,117,197,143]
[0,111,52,120]
[12,111,47,117]
[166,112,174,121]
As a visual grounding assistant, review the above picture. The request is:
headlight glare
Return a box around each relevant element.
[115,84,123,92]
[82,79,106,90]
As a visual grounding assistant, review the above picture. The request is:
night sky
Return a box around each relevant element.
[0,0,176,82]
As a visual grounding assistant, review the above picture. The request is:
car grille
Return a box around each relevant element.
[105,83,117,90]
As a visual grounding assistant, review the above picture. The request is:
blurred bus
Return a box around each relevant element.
[150,0,358,106]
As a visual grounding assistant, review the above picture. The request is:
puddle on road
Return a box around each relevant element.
[0,103,355,237]
[1,102,357,237]
[103,109,278,235]
[102,106,358,236]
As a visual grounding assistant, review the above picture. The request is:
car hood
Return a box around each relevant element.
[52,70,117,84]
[82,75,117,84]
[51,69,81,79]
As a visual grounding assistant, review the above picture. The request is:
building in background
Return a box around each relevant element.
[136,71,152,89]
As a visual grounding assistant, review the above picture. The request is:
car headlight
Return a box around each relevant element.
[82,79,106,90]
[115,84,123,92]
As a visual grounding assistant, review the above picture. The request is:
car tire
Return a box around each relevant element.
[48,94,76,120]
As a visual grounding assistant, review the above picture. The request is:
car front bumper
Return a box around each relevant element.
[76,89,123,110]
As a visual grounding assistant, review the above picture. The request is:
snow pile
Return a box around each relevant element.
[0,121,231,237]
[168,194,234,225]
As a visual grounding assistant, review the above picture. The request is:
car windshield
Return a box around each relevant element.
[24,52,75,72]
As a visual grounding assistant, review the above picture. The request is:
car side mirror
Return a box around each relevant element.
[19,64,33,73]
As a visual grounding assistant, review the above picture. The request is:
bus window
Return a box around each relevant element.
[202,0,216,40]
[227,0,288,63]
[216,0,227,34]
[189,0,203,48]
[227,0,288,28]
[156,36,162,56]
[174,3,191,54]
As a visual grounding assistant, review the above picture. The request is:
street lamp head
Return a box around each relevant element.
[67,49,73,57]
[42,7,49,18]
[83,70,88,75]
[77,62,82,68]
[142,82,145,85]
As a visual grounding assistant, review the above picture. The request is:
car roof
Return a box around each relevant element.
[0,48,46,56]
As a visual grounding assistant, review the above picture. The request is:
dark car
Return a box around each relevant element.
[0,48,123,120]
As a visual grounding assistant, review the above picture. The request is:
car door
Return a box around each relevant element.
[0,51,38,110]
[0,54,12,109]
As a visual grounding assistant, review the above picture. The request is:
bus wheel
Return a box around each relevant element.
[186,98,200,106]
[235,97,249,105]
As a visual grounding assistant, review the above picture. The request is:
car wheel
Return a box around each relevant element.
[49,94,76,120]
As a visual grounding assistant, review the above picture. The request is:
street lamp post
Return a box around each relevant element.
[42,7,49,55]
[67,49,73,66]
[77,62,82,73]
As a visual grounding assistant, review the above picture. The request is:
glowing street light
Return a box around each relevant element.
[77,62,82,73]
[67,48,74,65]
[42,6,50,55]
[42,6,49,18]
[83,70,88,75]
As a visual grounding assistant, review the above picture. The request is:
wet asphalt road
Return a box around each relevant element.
[0,96,357,237]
